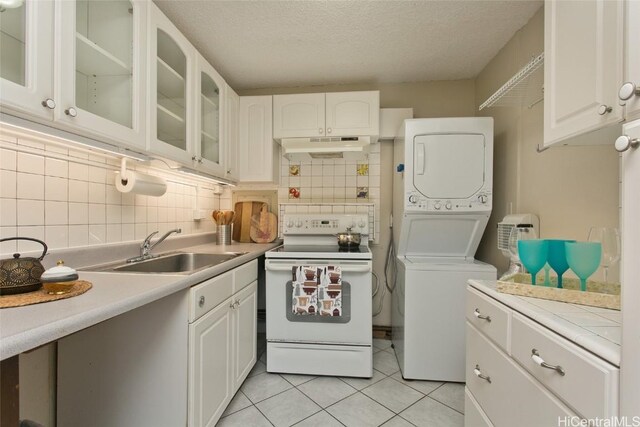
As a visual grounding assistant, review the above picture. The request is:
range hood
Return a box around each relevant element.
[280,136,371,161]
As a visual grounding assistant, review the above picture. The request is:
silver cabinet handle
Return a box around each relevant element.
[42,98,56,109]
[473,365,491,383]
[318,128,324,134]
[473,308,491,322]
[327,127,332,134]
[619,82,640,101]
[198,296,205,307]
[65,107,77,117]
[531,349,565,376]
[598,105,613,115]
[615,135,640,152]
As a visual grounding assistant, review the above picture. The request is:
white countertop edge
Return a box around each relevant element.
[1,242,280,360]
[467,279,621,367]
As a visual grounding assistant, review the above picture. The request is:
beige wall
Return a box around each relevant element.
[241,81,476,326]
[475,7,621,280]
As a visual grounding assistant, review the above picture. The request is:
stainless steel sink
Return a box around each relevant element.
[87,252,247,274]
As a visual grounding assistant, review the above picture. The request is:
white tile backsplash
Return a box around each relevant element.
[17,172,44,200]
[0,132,221,256]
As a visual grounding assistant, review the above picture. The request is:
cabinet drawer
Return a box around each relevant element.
[466,287,510,352]
[233,259,258,294]
[466,322,576,427]
[190,270,233,323]
[464,387,493,427]
[511,313,619,419]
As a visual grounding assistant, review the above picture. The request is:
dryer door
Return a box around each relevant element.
[412,133,486,199]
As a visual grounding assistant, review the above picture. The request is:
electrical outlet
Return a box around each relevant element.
[192,209,208,221]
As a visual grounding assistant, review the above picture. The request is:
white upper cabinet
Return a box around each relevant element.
[0,0,54,120]
[621,0,640,121]
[56,0,147,149]
[239,95,279,183]
[195,54,226,176]
[225,84,240,182]
[273,91,379,139]
[273,93,325,138]
[325,91,379,136]
[149,3,195,164]
[544,0,624,147]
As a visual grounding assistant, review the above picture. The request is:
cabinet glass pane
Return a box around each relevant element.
[75,0,133,128]
[157,29,186,150]
[201,72,220,164]
[0,2,26,86]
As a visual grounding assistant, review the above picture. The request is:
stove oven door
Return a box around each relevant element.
[265,259,372,345]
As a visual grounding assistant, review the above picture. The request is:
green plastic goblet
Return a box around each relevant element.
[565,242,602,292]
[546,239,576,289]
[518,240,549,286]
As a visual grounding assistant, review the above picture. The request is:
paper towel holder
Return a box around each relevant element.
[120,158,131,186]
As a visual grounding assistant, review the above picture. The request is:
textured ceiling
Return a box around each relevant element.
[154,0,542,90]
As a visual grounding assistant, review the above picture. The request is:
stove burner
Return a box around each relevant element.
[338,247,361,253]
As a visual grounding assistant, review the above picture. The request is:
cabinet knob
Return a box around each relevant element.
[614,135,640,152]
[318,128,324,135]
[618,82,640,101]
[198,157,203,163]
[41,98,56,109]
[531,349,565,376]
[327,127,332,134]
[199,296,205,307]
[64,107,77,117]
[473,365,491,383]
[597,105,613,115]
[227,169,231,174]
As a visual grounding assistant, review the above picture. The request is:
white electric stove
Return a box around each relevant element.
[265,214,373,378]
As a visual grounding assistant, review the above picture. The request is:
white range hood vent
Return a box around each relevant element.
[280,136,371,161]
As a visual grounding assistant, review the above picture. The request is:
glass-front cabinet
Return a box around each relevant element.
[57,0,147,149]
[149,3,194,164]
[196,54,226,176]
[0,0,54,120]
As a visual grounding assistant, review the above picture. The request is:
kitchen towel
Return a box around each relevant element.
[291,266,342,316]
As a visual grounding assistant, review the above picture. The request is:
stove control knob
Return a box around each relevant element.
[478,195,488,204]
[286,220,294,228]
[408,195,418,204]
[445,201,453,210]
[358,220,366,228]
[295,220,303,228]
[434,201,442,210]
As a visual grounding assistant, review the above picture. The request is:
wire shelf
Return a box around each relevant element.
[479,53,544,111]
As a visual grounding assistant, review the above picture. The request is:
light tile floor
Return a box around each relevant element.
[218,337,465,427]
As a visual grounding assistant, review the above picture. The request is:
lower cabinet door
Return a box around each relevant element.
[465,387,493,427]
[233,281,257,389]
[189,298,233,427]
[466,322,577,427]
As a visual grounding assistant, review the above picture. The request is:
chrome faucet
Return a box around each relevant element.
[127,229,181,263]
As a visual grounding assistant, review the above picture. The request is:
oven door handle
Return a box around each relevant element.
[266,264,371,273]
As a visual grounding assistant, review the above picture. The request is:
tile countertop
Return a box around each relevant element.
[468,280,621,367]
[0,241,281,361]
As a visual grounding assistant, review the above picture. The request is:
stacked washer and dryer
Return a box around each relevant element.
[392,118,497,382]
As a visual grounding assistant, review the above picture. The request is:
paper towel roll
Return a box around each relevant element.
[115,171,167,197]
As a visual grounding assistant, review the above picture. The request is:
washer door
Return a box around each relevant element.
[412,133,486,199]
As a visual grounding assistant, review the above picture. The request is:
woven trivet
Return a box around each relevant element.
[0,280,92,308]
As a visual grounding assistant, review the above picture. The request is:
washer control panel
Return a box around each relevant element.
[405,191,492,212]
[282,214,369,235]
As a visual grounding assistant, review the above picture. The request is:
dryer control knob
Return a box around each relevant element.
[478,195,488,204]
[434,201,442,210]
[445,201,453,210]
[408,195,418,204]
